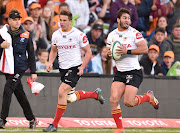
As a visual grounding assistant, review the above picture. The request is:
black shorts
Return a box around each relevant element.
[113,69,143,88]
[59,65,81,88]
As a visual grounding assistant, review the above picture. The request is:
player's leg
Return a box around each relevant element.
[43,83,72,132]
[67,88,105,104]
[110,81,125,131]
[124,69,159,109]
[14,80,38,129]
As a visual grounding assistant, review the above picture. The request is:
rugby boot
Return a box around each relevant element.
[43,124,57,132]
[145,90,159,110]
[0,119,7,129]
[113,128,125,133]
[94,88,105,104]
[29,118,39,129]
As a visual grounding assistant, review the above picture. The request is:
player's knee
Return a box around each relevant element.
[124,99,134,107]
[110,96,119,105]
[58,89,67,98]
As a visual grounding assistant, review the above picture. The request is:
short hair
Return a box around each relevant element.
[172,24,180,30]
[59,2,69,9]
[155,27,165,34]
[117,8,131,19]
[59,10,72,20]
[38,49,48,56]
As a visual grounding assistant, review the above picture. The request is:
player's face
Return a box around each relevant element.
[117,13,131,30]
[8,17,21,31]
[59,15,72,31]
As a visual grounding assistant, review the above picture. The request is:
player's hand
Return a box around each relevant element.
[31,74,37,81]
[0,41,10,48]
[116,44,127,55]
[77,66,84,76]
[46,63,53,72]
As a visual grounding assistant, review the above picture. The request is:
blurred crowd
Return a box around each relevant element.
[0,0,180,76]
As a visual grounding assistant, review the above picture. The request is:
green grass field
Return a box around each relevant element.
[0,128,180,133]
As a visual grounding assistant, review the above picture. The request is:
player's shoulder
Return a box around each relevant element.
[52,29,60,39]
[128,26,141,34]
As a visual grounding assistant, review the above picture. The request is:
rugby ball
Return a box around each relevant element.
[111,40,122,60]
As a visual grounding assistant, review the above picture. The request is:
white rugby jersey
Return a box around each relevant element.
[107,26,144,72]
[52,27,89,69]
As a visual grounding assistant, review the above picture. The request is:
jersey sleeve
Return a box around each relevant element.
[79,32,89,48]
[134,30,144,43]
[51,32,58,46]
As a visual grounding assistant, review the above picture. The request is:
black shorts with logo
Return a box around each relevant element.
[59,65,81,88]
[113,69,143,88]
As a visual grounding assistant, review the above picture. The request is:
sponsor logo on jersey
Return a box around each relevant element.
[83,36,88,43]
[57,45,76,49]
[136,32,143,39]
[123,44,132,48]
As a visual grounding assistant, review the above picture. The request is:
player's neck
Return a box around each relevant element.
[62,26,72,32]
[118,27,128,32]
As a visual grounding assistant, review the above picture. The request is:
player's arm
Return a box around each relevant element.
[118,39,148,55]
[77,44,92,76]
[46,45,58,72]
[131,40,148,55]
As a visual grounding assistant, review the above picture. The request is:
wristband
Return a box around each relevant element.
[127,50,131,54]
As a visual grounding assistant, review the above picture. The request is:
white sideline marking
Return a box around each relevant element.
[0,129,180,132]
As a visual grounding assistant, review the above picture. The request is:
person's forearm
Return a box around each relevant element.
[81,50,92,69]
[49,50,57,64]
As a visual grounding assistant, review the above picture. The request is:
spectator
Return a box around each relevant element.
[36,49,49,72]
[161,51,174,75]
[167,0,180,31]
[148,16,171,41]
[148,27,171,63]
[3,0,28,24]
[176,17,180,24]
[42,5,54,46]
[0,0,8,28]
[45,0,58,16]
[136,0,154,37]
[29,2,49,49]
[140,45,163,76]
[147,0,174,36]
[52,2,79,32]
[165,24,180,61]
[22,17,47,57]
[95,0,112,24]
[86,19,105,56]
[91,46,113,74]
[109,0,138,31]
[66,0,90,31]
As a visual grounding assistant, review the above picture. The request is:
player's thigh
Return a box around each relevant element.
[124,85,138,102]
[110,81,126,102]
